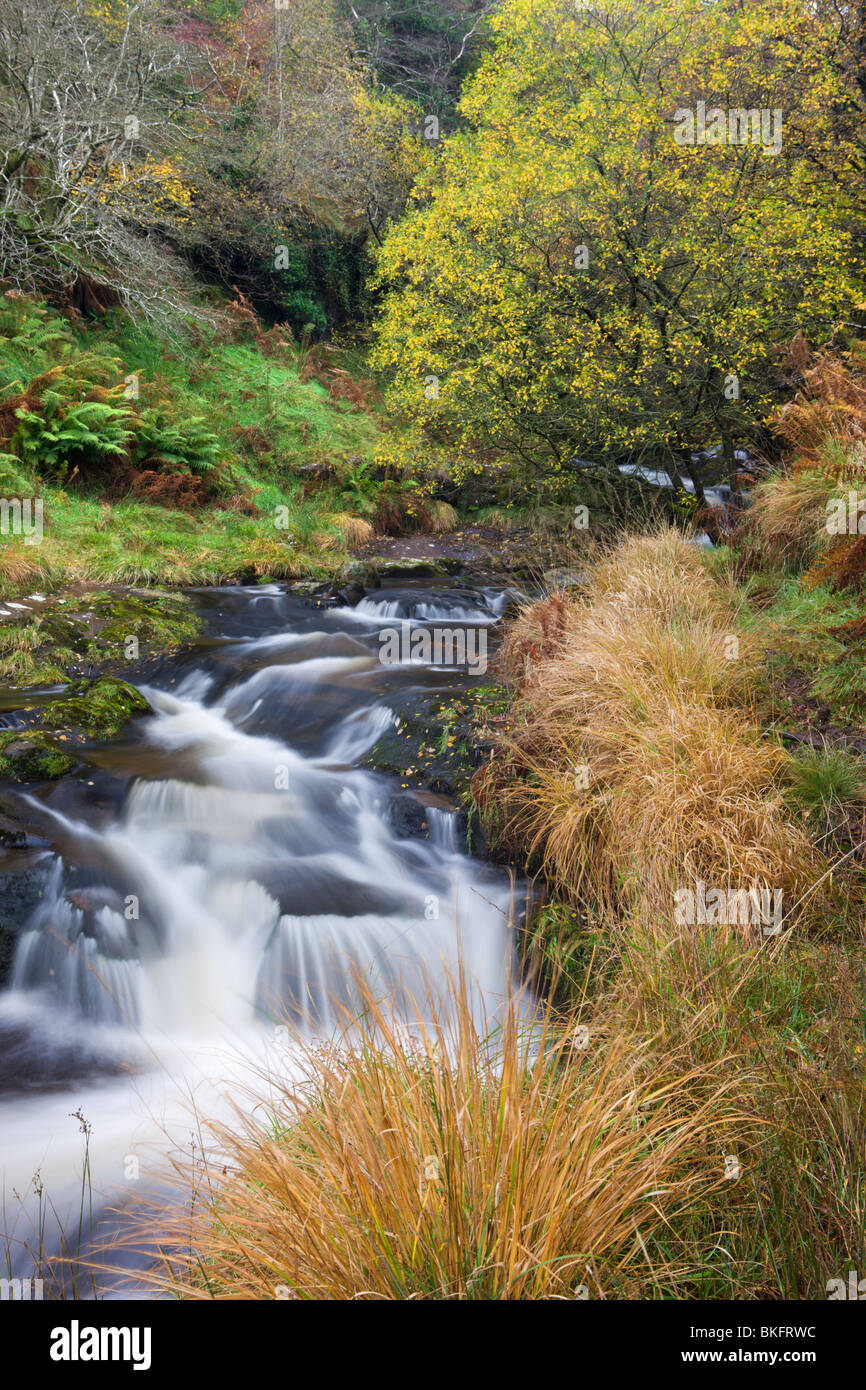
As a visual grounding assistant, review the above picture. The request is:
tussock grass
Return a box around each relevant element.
[326,512,376,546]
[611,925,866,1297]
[748,469,836,569]
[480,528,822,926]
[428,499,459,533]
[134,986,742,1301]
[788,744,866,816]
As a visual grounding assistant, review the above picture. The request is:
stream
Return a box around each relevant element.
[0,577,526,1296]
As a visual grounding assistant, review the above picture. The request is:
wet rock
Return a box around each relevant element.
[376,558,459,579]
[0,858,51,986]
[290,580,332,599]
[0,678,152,783]
[543,567,588,591]
[338,560,381,590]
[336,582,365,606]
[387,793,430,840]
[43,677,151,739]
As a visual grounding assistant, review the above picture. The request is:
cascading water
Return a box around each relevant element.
[0,578,526,1293]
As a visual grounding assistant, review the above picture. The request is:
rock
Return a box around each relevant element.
[543,567,588,591]
[387,793,430,840]
[338,560,380,589]
[0,678,152,783]
[336,583,365,606]
[0,859,51,986]
[375,558,459,579]
[44,677,151,740]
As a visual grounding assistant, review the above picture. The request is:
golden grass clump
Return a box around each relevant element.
[748,469,837,568]
[427,499,459,533]
[134,988,740,1301]
[748,340,866,583]
[482,528,821,925]
[326,512,376,546]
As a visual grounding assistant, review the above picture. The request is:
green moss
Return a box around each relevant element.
[522,901,618,1010]
[0,729,78,781]
[0,676,152,782]
[0,589,202,688]
[46,676,151,738]
[84,590,201,662]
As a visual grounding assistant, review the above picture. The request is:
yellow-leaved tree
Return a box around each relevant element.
[371,0,862,500]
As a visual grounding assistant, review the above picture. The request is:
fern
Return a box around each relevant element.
[134,407,223,476]
[12,400,133,481]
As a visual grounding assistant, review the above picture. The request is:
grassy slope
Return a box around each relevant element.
[460,495,866,1298]
[0,314,381,590]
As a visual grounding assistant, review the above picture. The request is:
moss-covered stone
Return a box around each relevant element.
[45,676,151,738]
[84,590,200,661]
[0,730,78,781]
[0,588,201,688]
[362,681,510,854]
[0,677,152,782]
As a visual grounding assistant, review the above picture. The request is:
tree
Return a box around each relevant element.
[341,0,494,118]
[371,0,860,493]
[0,0,201,315]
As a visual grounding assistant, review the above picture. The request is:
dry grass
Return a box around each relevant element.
[428,499,459,533]
[479,528,821,926]
[128,985,742,1301]
[325,512,376,546]
[0,541,43,586]
[609,925,866,1297]
[745,341,866,584]
[748,469,837,569]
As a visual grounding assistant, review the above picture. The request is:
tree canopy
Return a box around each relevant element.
[371,0,864,483]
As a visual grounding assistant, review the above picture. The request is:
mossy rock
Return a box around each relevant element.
[0,677,152,782]
[0,589,201,688]
[85,590,200,654]
[45,676,151,738]
[0,859,52,986]
[0,731,78,781]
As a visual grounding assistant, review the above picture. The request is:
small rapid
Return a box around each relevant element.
[0,578,526,1292]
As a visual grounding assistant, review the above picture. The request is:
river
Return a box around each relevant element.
[0,576,526,1296]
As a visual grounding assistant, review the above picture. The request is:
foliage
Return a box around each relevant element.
[12,399,133,483]
[137,984,741,1300]
[133,408,224,478]
[342,0,493,116]
[372,0,860,484]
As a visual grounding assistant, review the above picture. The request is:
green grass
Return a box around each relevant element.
[788,745,866,820]
[0,589,202,686]
[0,300,385,589]
[90,322,380,479]
[738,572,866,723]
[1,489,340,587]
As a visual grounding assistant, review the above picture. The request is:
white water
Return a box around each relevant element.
[0,581,524,1292]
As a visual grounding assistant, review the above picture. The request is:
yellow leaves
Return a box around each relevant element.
[372,0,857,473]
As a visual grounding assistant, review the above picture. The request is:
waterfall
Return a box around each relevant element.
[0,578,526,1289]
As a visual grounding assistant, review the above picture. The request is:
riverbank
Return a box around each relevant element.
[460,505,866,1297]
